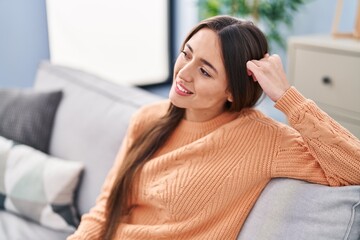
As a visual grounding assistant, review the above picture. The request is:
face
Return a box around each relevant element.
[169,28,232,122]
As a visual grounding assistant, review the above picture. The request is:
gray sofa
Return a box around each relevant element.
[0,62,359,240]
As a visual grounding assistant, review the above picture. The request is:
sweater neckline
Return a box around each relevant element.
[177,111,239,134]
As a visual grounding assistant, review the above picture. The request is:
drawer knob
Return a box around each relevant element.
[322,76,332,85]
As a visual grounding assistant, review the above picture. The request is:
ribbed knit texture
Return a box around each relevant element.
[68,87,360,240]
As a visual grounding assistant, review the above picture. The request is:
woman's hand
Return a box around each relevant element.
[246,54,290,102]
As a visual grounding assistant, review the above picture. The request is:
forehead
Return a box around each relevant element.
[186,28,223,64]
[188,28,219,45]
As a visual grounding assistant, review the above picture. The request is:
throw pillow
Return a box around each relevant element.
[0,136,84,231]
[0,89,63,153]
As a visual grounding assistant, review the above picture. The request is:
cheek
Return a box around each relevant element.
[196,81,229,102]
[197,80,226,94]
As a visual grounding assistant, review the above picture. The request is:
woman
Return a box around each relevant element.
[68,15,360,239]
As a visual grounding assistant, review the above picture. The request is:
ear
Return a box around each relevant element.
[226,90,233,102]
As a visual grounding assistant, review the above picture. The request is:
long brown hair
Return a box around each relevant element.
[103,15,268,239]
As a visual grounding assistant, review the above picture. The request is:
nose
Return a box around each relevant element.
[177,61,194,83]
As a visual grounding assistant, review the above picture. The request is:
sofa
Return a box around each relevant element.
[0,61,359,240]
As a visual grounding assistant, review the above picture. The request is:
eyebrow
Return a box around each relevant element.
[186,43,218,74]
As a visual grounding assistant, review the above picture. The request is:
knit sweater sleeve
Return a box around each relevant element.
[271,87,360,186]
[67,111,143,240]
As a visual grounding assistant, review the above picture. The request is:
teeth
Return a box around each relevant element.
[177,83,191,94]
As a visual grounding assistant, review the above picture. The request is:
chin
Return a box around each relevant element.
[169,92,184,109]
[169,94,180,107]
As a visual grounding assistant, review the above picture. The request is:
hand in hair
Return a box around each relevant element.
[246,54,290,102]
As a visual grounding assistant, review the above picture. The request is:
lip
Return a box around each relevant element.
[175,82,193,96]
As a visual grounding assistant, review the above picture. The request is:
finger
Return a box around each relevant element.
[246,61,256,81]
[246,61,264,82]
[248,59,261,67]
[251,58,272,72]
[247,68,252,76]
[246,67,257,82]
[268,54,284,70]
[246,60,259,73]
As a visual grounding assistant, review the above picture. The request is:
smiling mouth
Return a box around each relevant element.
[176,83,193,95]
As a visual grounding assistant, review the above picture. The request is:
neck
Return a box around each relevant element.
[185,107,227,122]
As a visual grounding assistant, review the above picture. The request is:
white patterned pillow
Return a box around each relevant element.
[0,136,84,231]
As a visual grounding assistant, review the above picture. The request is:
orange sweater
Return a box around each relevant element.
[68,87,360,239]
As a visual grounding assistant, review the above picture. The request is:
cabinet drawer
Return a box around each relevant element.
[293,49,360,114]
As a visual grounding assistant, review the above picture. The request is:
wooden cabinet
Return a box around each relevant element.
[287,35,360,138]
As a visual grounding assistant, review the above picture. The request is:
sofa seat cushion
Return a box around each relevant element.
[0,210,73,240]
[237,178,360,240]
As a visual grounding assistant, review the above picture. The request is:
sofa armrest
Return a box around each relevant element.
[238,178,360,240]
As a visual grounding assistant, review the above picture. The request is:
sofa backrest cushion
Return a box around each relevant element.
[237,178,360,240]
[33,61,162,215]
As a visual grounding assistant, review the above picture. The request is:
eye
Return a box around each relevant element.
[181,50,191,60]
[200,68,211,78]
